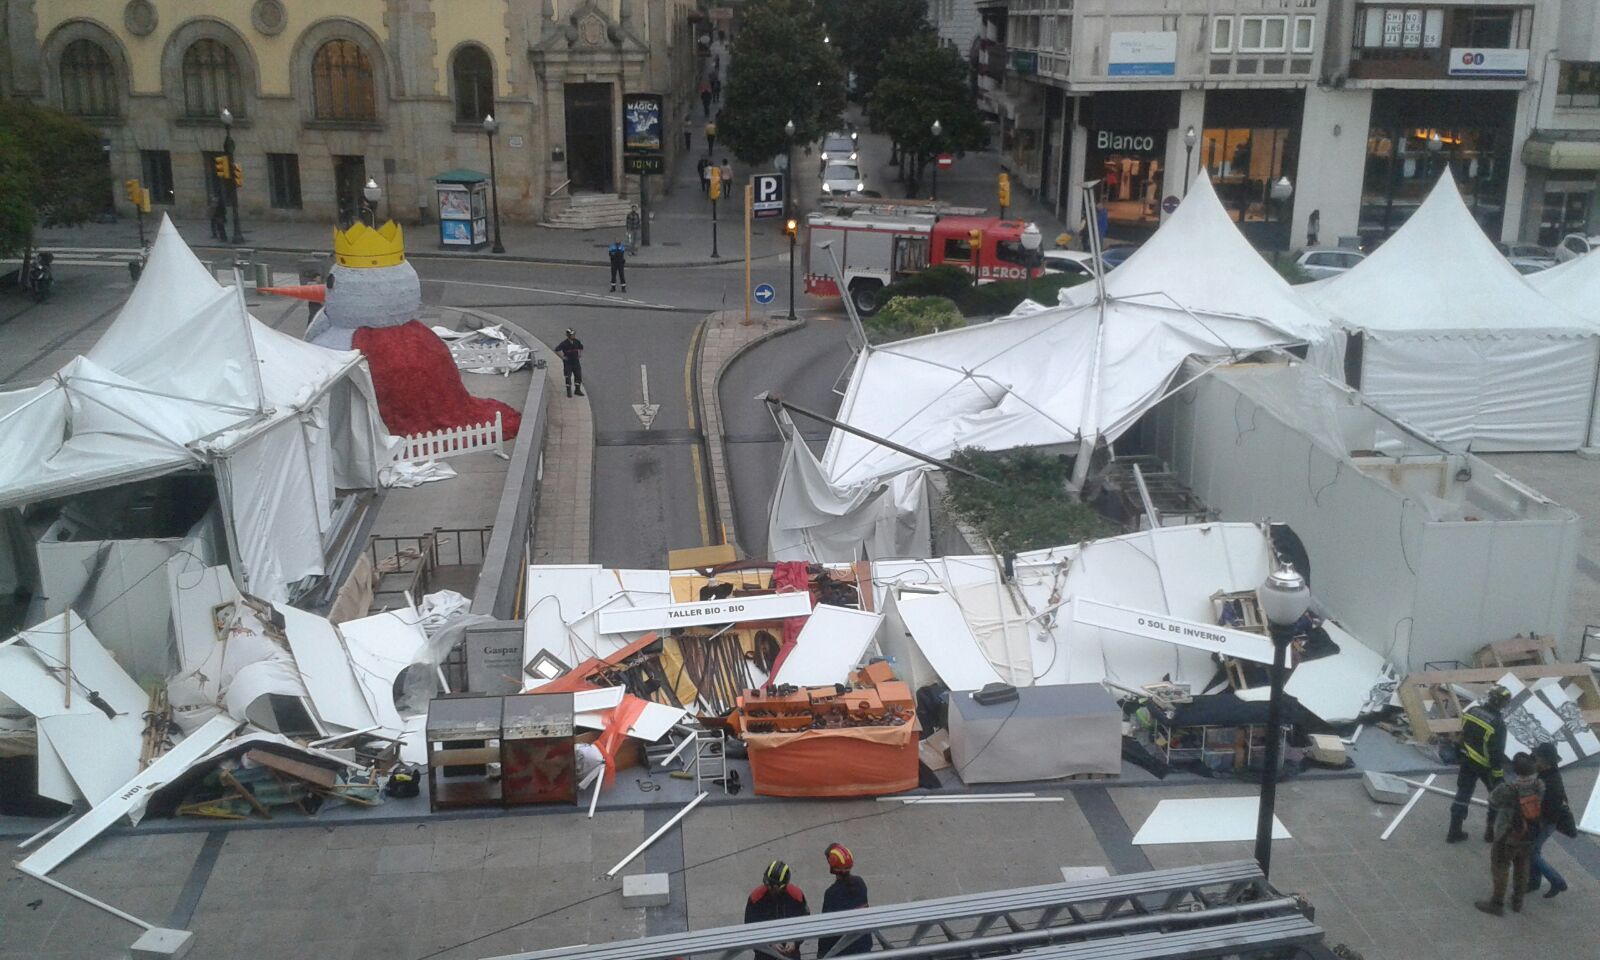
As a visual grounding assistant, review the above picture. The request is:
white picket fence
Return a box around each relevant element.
[393,412,508,463]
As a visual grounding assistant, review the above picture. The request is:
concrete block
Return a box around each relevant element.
[1362,771,1411,805]
[1060,866,1110,882]
[1308,734,1346,766]
[622,872,671,907]
[130,928,194,959]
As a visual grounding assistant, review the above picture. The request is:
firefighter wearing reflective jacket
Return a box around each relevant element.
[745,860,808,958]
[1449,684,1511,843]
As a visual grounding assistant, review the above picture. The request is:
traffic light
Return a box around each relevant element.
[232,162,244,188]
[709,167,722,201]
[997,172,1011,209]
[124,178,141,204]
[213,155,231,181]
[968,228,983,251]
[139,187,151,214]
[783,218,798,238]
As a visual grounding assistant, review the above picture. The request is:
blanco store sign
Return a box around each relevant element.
[1448,48,1529,77]
[596,592,813,634]
[1071,598,1277,664]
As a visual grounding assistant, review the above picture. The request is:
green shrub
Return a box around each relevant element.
[1268,250,1314,285]
[956,272,1089,317]
[881,264,974,301]
[866,295,965,343]
[944,446,1117,554]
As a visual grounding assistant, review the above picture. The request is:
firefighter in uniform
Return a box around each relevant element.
[1449,684,1511,843]
[745,860,808,958]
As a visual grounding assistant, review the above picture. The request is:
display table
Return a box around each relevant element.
[947,683,1120,784]
[744,722,920,798]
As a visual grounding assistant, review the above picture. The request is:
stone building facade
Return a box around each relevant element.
[4,0,702,224]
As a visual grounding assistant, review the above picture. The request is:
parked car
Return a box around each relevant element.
[819,132,858,170]
[820,162,864,197]
[1295,247,1366,280]
[1495,241,1557,267]
[1042,249,1099,280]
[1556,233,1600,262]
[1509,257,1553,275]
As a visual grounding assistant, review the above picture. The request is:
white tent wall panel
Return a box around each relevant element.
[1150,371,1578,671]
[1358,335,1599,452]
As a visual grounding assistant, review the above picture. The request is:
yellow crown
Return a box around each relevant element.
[334,220,406,268]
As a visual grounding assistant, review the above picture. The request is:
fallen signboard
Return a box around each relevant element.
[1071,599,1277,665]
[596,592,812,634]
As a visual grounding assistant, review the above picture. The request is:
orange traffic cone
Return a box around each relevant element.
[257,283,326,303]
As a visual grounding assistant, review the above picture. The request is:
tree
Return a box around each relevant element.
[718,0,847,165]
[867,36,984,193]
[0,100,109,257]
[817,0,934,103]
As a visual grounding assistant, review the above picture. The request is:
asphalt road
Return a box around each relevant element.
[718,312,855,557]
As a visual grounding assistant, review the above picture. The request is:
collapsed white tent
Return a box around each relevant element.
[0,217,392,602]
[1304,173,1600,452]
[1062,174,1330,342]
[820,294,1291,486]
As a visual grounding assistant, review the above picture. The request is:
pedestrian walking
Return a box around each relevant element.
[745,861,808,958]
[608,240,628,292]
[210,198,228,241]
[1476,753,1545,916]
[1527,742,1575,899]
[698,156,711,194]
[1448,684,1510,843]
[818,844,870,957]
[683,114,694,152]
[719,158,733,194]
[705,120,717,154]
[711,73,722,104]
[555,328,584,397]
[700,80,713,118]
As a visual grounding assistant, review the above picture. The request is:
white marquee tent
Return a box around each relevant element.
[1528,252,1600,446]
[1304,173,1600,451]
[1063,174,1330,342]
[0,217,391,601]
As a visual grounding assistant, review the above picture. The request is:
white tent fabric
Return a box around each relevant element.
[1528,250,1600,311]
[820,298,1289,486]
[0,217,391,600]
[1062,175,1329,342]
[767,415,932,562]
[1303,174,1599,451]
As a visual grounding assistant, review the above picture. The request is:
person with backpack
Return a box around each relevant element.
[1448,684,1510,843]
[1527,741,1575,899]
[1475,752,1545,916]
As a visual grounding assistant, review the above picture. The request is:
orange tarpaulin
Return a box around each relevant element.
[744,721,920,798]
[595,695,650,787]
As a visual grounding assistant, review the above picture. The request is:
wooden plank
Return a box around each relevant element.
[430,746,502,765]
[244,749,339,789]
[1399,664,1600,736]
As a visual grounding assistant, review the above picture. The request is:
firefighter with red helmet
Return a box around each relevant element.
[818,843,871,957]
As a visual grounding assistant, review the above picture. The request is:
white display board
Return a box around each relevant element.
[1071,598,1277,664]
[596,592,812,634]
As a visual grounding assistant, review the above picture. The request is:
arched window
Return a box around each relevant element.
[452,46,494,123]
[59,38,118,117]
[182,39,245,119]
[312,39,376,122]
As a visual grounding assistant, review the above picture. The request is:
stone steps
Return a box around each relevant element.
[542,194,633,230]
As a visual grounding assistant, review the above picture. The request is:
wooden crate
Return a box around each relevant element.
[1397,663,1600,738]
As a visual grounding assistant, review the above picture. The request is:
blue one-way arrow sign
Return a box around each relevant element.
[753,283,776,304]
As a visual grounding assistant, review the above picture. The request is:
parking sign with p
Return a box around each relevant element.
[752,173,785,218]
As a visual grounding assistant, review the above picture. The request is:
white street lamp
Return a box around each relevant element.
[1253,561,1310,880]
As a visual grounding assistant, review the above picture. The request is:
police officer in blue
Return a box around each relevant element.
[1448,684,1511,843]
[608,240,628,293]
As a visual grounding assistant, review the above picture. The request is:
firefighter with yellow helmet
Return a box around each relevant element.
[1448,684,1511,843]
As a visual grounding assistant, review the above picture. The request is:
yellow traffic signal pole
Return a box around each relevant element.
[710,168,721,259]
[742,181,753,326]
[785,218,798,322]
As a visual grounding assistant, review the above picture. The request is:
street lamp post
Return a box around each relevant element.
[784,118,796,220]
[221,108,242,243]
[1253,561,1310,880]
[362,179,381,226]
[1020,221,1041,300]
[930,119,943,202]
[483,114,506,254]
[1182,125,1197,198]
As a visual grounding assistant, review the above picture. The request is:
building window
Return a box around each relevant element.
[182,39,245,119]
[1238,17,1287,54]
[451,45,494,123]
[1356,8,1444,49]
[268,153,302,209]
[140,150,174,204]
[312,39,377,122]
[59,38,118,117]
[1292,17,1315,54]
[1211,17,1233,54]
[1558,62,1600,109]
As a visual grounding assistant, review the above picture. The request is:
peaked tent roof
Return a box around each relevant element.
[1065,174,1329,341]
[0,216,369,507]
[1527,250,1600,321]
[1304,172,1595,337]
[820,296,1288,486]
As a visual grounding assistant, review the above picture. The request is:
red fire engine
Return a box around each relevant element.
[803,209,1044,315]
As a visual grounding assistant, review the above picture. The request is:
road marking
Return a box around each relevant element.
[421,277,676,309]
[631,362,660,429]
[684,319,712,547]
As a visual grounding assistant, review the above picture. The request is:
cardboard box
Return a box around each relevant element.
[1307,734,1346,766]
[876,681,913,711]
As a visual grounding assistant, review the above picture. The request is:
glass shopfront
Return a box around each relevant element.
[1202,90,1301,248]
[1079,91,1179,242]
[1359,89,1515,244]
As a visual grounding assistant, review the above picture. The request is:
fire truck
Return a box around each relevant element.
[803,206,1044,315]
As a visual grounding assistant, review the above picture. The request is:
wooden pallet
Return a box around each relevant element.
[1397,663,1600,738]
